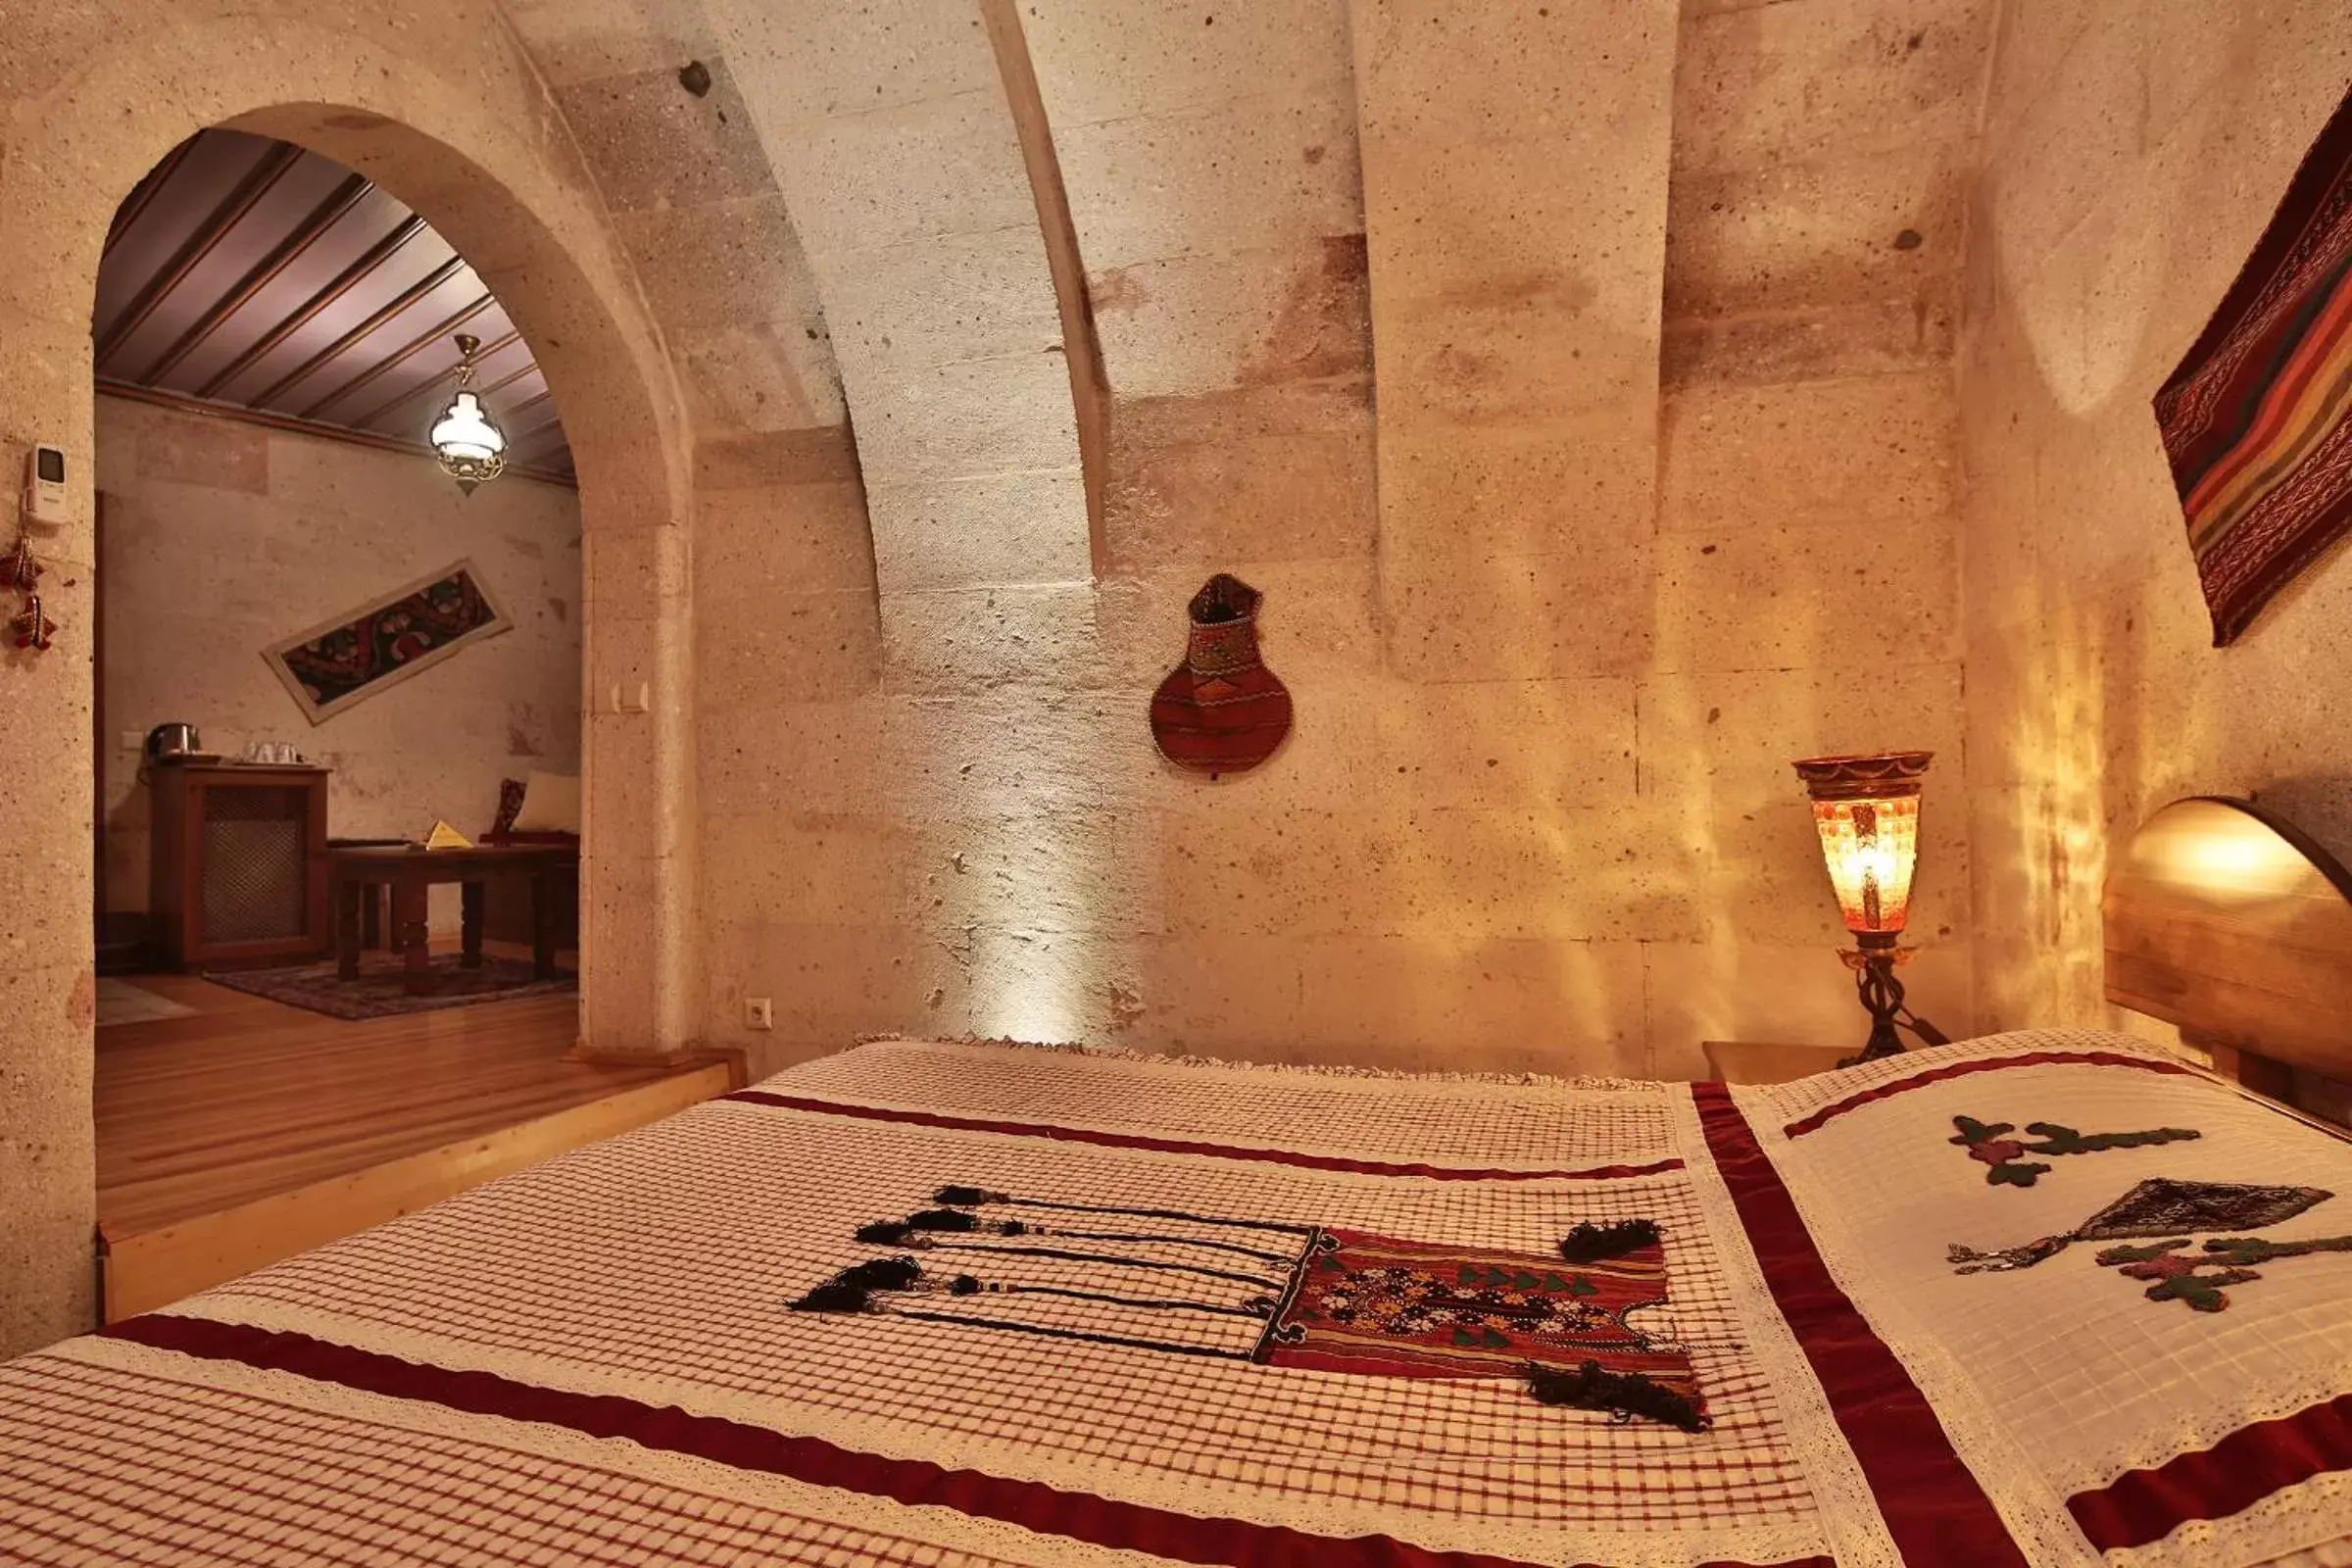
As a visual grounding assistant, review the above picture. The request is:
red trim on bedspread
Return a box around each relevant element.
[723,1090,1688,1182]
[1691,1083,2027,1567]
[104,1312,1824,1568]
[2067,1390,2352,1550]
[1781,1053,2201,1139]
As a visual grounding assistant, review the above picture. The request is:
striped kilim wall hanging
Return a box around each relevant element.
[2154,84,2352,645]
[264,559,510,723]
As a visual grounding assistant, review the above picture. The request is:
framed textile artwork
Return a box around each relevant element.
[263,560,510,723]
[2153,83,2352,646]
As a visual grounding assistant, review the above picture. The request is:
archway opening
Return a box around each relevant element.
[91,127,585,976]
[0,74,702,1344]
[79,125,629,1317]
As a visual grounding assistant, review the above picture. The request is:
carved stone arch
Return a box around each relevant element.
[0,4,699,1351]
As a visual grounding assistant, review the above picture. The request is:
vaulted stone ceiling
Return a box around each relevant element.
[486,0,2005,1062]
[492,0,1995,569]
[88,1,1994,523]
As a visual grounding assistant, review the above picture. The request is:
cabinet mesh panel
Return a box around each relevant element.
[201,787,308,944]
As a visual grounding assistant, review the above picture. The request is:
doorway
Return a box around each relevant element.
[88,127,585,988]
[0,12,703,1348]
[68,124,710,1325]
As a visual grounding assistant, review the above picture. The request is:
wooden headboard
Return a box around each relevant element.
[2104,795,2352,1101]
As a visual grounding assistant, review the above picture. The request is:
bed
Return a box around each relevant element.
[3,801,2350,1566]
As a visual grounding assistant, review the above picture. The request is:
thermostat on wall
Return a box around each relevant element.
[23,445,69,527]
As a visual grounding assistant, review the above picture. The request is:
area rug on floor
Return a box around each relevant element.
[206,954,576,1021]
[95,978,198,1027]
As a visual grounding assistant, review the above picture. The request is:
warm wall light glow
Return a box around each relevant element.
[2133,797,2314,906]
[1793,752,1933,944]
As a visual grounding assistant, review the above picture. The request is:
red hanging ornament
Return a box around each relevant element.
[4,535,58,652]
[1150,573,1293,777]
[10,591,55,651]
[4,536,40,592]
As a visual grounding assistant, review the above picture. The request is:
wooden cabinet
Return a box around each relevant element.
[150,763,330,969]
[1699,1041,1853,1085]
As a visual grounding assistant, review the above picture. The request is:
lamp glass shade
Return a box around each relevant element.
[1792,752,1932,940]
[430,390,507,473]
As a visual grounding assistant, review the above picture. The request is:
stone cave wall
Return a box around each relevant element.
[24,0,2280,1356]
[1958,0,2352,1035]
[1643,0,1983,1057]
[685,0,1996,1080]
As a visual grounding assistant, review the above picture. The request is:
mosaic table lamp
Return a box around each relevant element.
[1792,751,1951,1065]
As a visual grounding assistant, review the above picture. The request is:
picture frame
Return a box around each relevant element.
[263,559,511,724]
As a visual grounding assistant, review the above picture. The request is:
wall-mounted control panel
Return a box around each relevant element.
[23,446,69,527]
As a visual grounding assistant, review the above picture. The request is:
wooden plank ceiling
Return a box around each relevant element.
[95,129,574,484]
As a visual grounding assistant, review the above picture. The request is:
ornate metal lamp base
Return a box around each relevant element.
[1837,945,1952,1068]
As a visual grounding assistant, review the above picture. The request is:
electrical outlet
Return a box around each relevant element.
[743,997,773,1031]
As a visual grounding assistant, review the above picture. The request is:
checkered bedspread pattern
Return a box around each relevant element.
[0,1033,2345,1566]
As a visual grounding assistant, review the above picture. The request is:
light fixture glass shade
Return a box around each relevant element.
[431,390,507,480]
[1792,752,1933,944]
[430,333,507,490]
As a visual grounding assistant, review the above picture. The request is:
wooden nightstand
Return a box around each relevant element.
[1701,1041,1853,1085]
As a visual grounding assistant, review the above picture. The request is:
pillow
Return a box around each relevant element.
[509,769,581,834]
[492,776,529,836]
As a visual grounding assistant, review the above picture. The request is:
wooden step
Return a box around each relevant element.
[100,1061,732,1321]
[94,968,741,1323]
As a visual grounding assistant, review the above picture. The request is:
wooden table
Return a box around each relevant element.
[329,844,577,995]
[1700,1041,1854,1085]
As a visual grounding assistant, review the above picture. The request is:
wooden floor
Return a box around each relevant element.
[96,958,734,1321]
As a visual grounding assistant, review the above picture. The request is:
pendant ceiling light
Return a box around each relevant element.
[429,332,507,493]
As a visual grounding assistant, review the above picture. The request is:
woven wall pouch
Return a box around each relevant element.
[1150,573,1293,777]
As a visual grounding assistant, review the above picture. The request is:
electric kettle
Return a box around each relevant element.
[145,722,201,762]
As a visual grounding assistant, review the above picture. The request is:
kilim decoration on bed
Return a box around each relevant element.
[2152,83,2352,645]
[6,1031,2352,1567]
[796,1189,1706,1430]
[1946,1176,2333,1273]
[1264,1227,1705,1431]
[1948,1112,2200,1187]
[263,559,510,722]
[2096,1232,2352,1313]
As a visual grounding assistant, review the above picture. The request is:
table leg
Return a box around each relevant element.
[531,868,557,980]
[461,879,485,969]
[336,878,362,981]
[361,884,381,950]
[395,877,432,995]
